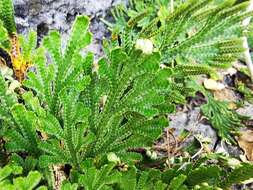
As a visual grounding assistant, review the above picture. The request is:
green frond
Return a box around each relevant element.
[24,16,93,115]
[39,141,67,159]
[19,31,37,62]
[82,48,171,159]
[37,113,63,139]
[38,155,66,169]
[0,20,11,50]
[201,95,248,144]
[5,104,40,155]
[79,163,121,190]
[187,166,221,186]
[61,182,78,190]
[64,15,92,60]
[168,174,187,190]
[0,0,16,35]
[118,167,137,190]
[42,31,62,66]
[4,129,30,152]
[10,154,37,175]
[0,164,22,181]
[0,164,45,190]
[13,171,43,190]
[0,74,17,132]
[22,92,46,117]
[220,163,253,188]
[36,89,91,168]
[173,63,217,77]
[23,47,56,111]
[109,0,250,69]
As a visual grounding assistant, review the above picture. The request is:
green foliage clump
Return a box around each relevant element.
[74,154,253,190]
[0,0,253,189]
[0,164,46,190]
[107,0,250,68]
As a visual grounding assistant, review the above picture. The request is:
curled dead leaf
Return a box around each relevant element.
[237,130,253,161]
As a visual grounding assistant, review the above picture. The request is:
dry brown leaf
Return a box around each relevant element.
[41,132,48,140]
[213,88,238,102]
[237,130,253,161]
[53,164,66,190]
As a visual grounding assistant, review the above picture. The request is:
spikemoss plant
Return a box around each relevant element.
[0,0,253,189]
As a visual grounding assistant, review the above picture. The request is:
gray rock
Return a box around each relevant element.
[13,0,128,57]
[169,108,218,150]
[237,102,253,119]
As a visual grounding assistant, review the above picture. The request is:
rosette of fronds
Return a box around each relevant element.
[81,48,172,161]
[13,15,172,170]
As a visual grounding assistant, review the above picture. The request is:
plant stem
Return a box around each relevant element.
[170,0,174,13]
[242,0,253,80]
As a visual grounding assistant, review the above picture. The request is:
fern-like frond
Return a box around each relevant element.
[0,0,16,35]
[37,89,91,168]
[186,165,221,186]
[0,21,11,50]
[79,163,121,190]
[109,0,250,69]
[168,174,187,190]
[19,31,37,64]
[0,73,17,134]
[4,104,40,155]
[24,16,92,115]
[0,164,46,190]
[220,163,253,188]
[201,95,248,144]
[81,48,171,159]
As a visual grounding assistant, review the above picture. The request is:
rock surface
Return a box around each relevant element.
[169,108,218,150]
[13,0,127,57]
